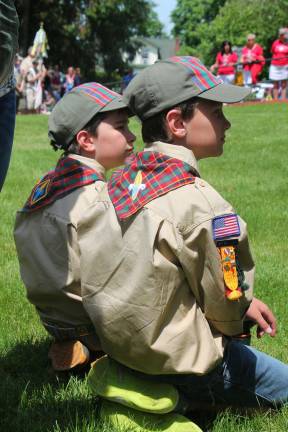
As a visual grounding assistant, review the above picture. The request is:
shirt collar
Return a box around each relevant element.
[144,141,200,175]
[68,154,106,179]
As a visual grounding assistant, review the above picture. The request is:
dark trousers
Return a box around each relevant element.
[0,89,16,191]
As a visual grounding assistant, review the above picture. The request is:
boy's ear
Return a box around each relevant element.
[76,130,96,154]
[166,109,186,139]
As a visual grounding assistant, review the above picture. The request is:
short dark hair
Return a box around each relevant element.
[221,40,232,55]
[141,98,198,144]
[50,112,107,153]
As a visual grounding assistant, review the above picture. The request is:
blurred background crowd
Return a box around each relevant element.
[13,0,288,115]
[14,27,288,115]
[14,49,83,115]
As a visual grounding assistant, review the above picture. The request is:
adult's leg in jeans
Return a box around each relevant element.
[0,90,16,191]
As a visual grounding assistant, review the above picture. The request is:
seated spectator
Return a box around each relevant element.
[241,34,265,86]
[41,89,56,114]
[74,67,82,86]
[269,28,288,100]
[64,66,75,93]
[50,64,63,101]
[210,40,238,84]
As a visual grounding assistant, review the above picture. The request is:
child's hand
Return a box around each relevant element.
[245,297,277,338]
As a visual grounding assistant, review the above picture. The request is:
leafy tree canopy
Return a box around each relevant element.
[172,0,288,69]
[15,0,164,79]
[172,0,226,48]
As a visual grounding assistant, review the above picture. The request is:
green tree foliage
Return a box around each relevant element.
[172,0,226,52]
[172,0,288,70]
[86,0,164,76]
[209,0,288,61]
[15,0,163,78]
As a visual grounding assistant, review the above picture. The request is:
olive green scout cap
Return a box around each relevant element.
[124,56,250,120]
[48,82,128,149]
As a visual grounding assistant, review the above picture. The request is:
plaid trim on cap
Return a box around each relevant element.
[108,151,198,219]
[48,82,128,149]
[78,82,120,106]
[22,156,104,212]
[169,56,222,91]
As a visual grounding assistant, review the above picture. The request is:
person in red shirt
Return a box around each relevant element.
[269,28,288,100]
[241,34,265,86]
[210,40,238,84]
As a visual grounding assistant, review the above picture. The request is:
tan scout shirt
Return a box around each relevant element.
[80,142,255,376]
[14,154,107,328]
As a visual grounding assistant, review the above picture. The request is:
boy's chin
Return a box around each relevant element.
[214,143,224,157]
[217,146,224,156]
[198,147,224,160]
[124,153,135,165]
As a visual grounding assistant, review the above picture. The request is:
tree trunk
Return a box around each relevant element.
[18,0,31,55]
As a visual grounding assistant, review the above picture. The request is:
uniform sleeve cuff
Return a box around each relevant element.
[209,319,245,336]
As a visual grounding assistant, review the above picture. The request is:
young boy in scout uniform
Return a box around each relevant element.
[82,57,288,417]
[14,82,136,371]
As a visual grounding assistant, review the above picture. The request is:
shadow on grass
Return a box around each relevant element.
[2,341,278,432]
[0,339,101,432]
[0,340,217,431]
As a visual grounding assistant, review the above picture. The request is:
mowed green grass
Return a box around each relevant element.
[1,103,288,431]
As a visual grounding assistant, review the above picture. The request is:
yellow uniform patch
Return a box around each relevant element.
[218,246,242,301]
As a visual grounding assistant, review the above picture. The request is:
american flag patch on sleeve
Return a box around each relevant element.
[212,214,240,240]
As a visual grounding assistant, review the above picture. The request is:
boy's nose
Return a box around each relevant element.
[224,118,231,130]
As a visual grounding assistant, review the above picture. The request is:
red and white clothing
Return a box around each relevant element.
[215,52,238,84]
[242,44,264,70]
[241,44,265,85]
[269,39,288,82]
[216,52,238,75]
[271,39,288,66]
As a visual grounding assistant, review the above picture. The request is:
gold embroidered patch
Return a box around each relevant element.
[219,246,242,301]
[29,179,51,205]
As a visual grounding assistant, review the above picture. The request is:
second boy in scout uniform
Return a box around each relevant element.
[82,57,288,415]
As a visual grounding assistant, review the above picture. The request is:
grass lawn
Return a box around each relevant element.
[1,103,288,431]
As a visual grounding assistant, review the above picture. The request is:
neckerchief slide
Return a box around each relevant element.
[108,151,199,220]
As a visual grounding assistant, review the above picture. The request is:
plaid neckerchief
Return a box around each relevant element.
[108,151,199,220]
[22,156,104,213]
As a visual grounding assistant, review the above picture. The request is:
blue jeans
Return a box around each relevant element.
[158,340,288,409]
[130,340,288,410]
[0,89,16,191]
